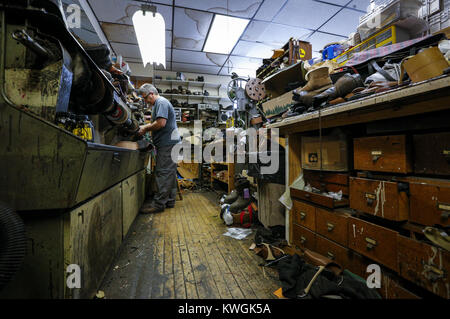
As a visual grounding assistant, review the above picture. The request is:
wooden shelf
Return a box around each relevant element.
[268,75,450,135]
[210,162,235,193]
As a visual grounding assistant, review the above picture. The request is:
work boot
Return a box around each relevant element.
[140,201,164,214]
[229,195,251,213]
[223,189,238,204]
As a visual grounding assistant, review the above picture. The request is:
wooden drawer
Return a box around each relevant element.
[290,187,349,209]
[315,208,349,246]
[301,134,349,172]
[348,216,398,271]
[398,235,450,299]
[414,132,450,176]
[349,177,409,221]
[292,200,316,231]
[409,180,450,227]
[315,235,350,269]
[304,170,349,196]
[292,224,316,251]
[381,275,421,299]
[353,135,412,173]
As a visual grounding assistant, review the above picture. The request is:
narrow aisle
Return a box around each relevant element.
[100,192,280,299]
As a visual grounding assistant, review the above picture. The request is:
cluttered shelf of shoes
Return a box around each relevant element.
[264,36,450,130]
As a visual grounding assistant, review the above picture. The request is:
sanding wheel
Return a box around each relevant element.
[245,78,266,101]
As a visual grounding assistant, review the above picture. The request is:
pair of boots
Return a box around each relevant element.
[222,179,252,213]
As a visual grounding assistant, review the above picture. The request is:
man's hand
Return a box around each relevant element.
[138,125,148,136]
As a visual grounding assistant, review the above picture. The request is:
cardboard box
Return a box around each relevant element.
[262,90,294,118]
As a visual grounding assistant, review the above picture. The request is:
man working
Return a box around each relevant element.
[137,83,180,214]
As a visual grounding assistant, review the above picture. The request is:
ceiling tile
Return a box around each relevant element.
[88,0,173,29]
[102,23,173,47]
[219,66,256,77]
[242,21,311,46]
[272,0,340,30]
[173,8,213,50]
[225,56,262,70]
[253,0,288,22]
[171,62,221,75]
[232,40,278,59]
[319,8,362,36]
[306,31,347,52]
[174,0,261,19]
[172,49,227,67]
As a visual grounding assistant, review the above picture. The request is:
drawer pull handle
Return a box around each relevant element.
[304,193,311,198]
[371,150,383,162]
[327,223,335,232]
[443,150,450,161]
[327,252,335,260]
[365,193,376,206]
[365,237,377,251]
[113,152,121,164]
[423,264,445,282]
[300,212,307,220]
[300,236,307,245]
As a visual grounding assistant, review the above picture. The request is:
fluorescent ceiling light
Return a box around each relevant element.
[203,14,249,55]
[132,10,166,68]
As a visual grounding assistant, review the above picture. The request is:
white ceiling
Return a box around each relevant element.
[84,0,371,76]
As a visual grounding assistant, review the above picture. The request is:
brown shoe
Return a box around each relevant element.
[140,205,164,214]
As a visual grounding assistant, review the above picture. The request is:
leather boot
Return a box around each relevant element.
[334,73,364,98]
[300,66,332,92]
[223,189,238,204]
[229,195,251,213]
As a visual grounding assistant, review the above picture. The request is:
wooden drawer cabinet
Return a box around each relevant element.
[349,177,409,221]
[292,200,316,231]
[353,135,412,173]
[397,235,450,299]
[348,217,398,271]
[291,187,349,209]
[315,208,349,246]
[414,132,450,176]
[292,224,316,251]
[315,234,350,269]
[409,180,450,227]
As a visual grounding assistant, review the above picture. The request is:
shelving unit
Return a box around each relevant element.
[268,74,450,299]
[210,162,235,194]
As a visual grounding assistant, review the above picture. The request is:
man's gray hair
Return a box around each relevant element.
[137,83,159,96]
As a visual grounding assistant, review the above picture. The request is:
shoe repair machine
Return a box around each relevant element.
[0,0,149,298]
[225,72,266,129]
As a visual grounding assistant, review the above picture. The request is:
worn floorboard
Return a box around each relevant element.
[100,192,280,299]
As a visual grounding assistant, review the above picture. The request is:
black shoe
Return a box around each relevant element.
[140,205,164,214]
[166,201,175,208]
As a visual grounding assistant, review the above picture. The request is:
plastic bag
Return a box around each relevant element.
[223,228,252,240]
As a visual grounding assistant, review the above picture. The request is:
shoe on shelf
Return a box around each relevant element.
[140,205,164,214]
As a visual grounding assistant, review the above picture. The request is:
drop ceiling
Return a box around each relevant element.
[83,0,371,76]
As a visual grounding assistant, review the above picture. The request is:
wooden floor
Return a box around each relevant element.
[100,191,281,299]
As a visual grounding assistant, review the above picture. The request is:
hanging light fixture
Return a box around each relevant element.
[132,4,166,68]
